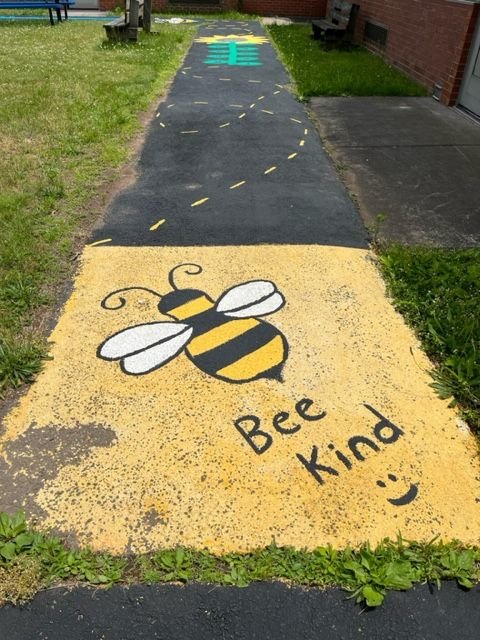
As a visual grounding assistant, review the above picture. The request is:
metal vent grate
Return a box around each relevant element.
[364,21,388,46]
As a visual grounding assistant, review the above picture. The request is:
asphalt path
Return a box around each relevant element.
[1,582,479,639]
[91,20,366,248]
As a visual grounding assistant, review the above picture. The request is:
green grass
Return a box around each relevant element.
[0,20,196,392]
[1,512,479,608]
[267,25,427,99]
[380,247,480,431]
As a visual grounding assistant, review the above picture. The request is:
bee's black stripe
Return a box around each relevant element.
[188,322,281,374]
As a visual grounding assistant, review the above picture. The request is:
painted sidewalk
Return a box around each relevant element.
[1,21,479,555]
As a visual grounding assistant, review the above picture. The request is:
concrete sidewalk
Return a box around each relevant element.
[310,97,480,247]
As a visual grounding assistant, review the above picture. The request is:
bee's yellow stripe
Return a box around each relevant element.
[188,318,259,356]
[169,296,214,320]
[216,334,285,381]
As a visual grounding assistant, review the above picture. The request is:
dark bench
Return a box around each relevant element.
[312,1,360,47]
[104,0,150,42]
[0,0,75,25]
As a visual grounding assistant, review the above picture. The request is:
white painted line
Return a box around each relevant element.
[290,118,302,124]
[219,122,231,128]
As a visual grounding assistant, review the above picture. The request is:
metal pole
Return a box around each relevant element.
[143,0,152,34]
[129,0,139,41]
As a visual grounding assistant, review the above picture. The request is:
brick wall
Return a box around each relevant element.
[99,0,326,17]
[331,0,480,105]
[242,0,326,17]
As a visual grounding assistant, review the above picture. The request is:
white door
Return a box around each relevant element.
[459,16,480,117]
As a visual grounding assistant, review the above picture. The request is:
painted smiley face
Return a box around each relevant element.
[377,473,419,506]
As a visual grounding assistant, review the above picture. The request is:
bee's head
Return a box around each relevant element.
[159,263,212,320]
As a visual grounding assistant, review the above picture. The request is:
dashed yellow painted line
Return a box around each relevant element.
[262,110,274,115]
[238,113,246,119]
[248,79,261,83]
[194,101,209,105]
[229,180,246,189]
[155,113,160,118]
[87,238,112,247]
[273,90,281,95]
[167,104,175,109]
[193,75,203,79]
[257,96,265,100]
[304,129,309,136]
[249,103,256,109]
[149,219,166,231]
[290,118,302,124]
[191,197,209,207]
[288,152,298,160]
[299,140,305,147]
[159,122,166,128]
[181,130,199,134]
[219,123,231,128]
[229,104,244,108]
[219,78,232,82]
[264,166,277,175]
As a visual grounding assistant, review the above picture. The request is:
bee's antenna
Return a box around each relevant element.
[100,287,163,310]
[168,263,203,291]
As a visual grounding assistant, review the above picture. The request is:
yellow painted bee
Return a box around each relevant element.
[97,263,288,383]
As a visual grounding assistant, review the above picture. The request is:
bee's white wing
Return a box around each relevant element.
[216,280,285,318]
[98,322,193,375]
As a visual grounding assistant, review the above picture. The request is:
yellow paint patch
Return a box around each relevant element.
[149,219,166,232]
[189,318,259,356]
[88,239,112,247]
[169,295,214,321]
[229,181,246,189]
[2,246,479,555]
[195,34,269,45]
[191,197,209,207]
